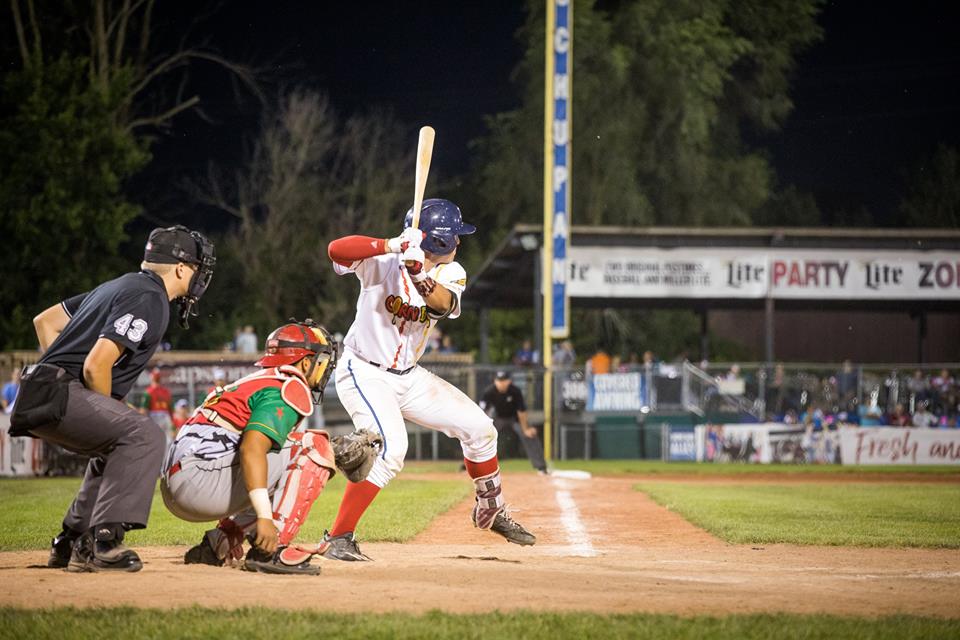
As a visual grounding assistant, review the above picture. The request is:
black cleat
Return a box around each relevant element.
[473,507,536,546]
[318,531,372,562]
[184,535,225,567]
[242,546,320,575]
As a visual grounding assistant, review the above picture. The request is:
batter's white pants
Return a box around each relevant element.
[335,352,498,488]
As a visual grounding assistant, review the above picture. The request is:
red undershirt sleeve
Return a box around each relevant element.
[328,235,388,266]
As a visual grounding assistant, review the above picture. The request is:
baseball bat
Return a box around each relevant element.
[410,125,435,230]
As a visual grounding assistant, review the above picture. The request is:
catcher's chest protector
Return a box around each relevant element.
[199,366,313,428]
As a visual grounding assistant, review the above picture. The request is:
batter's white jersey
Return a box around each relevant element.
[333,251,496,487]
[334,253,467,370]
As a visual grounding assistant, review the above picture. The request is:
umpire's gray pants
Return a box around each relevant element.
[29,381,166,531]
[160,445,293,523]
[493,417,547,472]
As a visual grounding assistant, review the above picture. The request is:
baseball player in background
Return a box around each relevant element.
[161,320,380,575]
[320,198,536,561]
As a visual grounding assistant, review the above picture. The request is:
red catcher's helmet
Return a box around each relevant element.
[256,319,340,401]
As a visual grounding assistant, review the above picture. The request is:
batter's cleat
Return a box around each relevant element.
[184,536,224,567]
[48,530,79,568]
[242,546,320,576]
[318,531,372,562]
[472,507,536,546]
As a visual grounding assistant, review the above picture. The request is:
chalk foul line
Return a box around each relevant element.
[550,477,599,557]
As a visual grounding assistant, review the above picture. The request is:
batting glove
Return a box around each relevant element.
[387,227,425,254]
[402,245,426,279]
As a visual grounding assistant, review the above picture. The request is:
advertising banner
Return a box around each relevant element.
[567,247,960,301]
[694,423,838,464]
[544,0,571,338]
[839,426,960,465]
[668,429,696,461]
[587,372,647,411]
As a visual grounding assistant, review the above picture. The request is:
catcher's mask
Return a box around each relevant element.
[144,225,216,329]
[256,319,340,403]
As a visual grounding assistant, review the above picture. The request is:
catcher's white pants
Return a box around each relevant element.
[335,351,497,488]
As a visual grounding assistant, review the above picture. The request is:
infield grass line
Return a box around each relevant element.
[637,481,960,548]
[0,475,472,551]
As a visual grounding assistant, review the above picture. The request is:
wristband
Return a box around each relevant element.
[248,487,273,520]
[386,237,402,253]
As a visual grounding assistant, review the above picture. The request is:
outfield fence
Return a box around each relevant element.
[2,351,960,474]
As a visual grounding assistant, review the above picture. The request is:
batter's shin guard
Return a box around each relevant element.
[274,430,335,566]
[471,469,505,530]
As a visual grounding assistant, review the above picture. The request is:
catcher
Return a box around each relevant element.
[160,319,381,575]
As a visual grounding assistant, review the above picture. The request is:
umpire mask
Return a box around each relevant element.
[144,225,217,329]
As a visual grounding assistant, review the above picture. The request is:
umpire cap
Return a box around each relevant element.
[144,225,204,265]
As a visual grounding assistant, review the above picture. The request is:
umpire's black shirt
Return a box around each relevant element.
[39,270,169,400]
[479,383,527,420]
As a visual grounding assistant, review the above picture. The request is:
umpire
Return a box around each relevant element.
[479,371,548,474]
[10,226,215,572]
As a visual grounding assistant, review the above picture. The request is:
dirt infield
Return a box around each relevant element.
[1,472,958,617]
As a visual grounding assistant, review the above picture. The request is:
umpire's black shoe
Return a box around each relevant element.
[68,525,143,572]
[48,529,81,568]
[318,531,372,561]
[65,531,94,572]
[242,546,320,576]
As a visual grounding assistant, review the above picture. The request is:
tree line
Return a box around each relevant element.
[2,0,956,359]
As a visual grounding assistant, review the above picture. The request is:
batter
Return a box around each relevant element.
[320,198,536,561]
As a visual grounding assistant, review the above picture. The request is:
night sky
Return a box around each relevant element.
[141,1,959,229]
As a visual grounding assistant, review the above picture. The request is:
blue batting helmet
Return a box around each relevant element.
[403,198,476,256]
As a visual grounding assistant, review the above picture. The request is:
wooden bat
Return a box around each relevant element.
[410,125,435,229]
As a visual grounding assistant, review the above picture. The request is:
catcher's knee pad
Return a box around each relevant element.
[471,469,504,530]
[275,430,335,546]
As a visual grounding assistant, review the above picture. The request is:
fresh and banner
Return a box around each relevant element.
[839,426,960,465]
[567,247,960,300]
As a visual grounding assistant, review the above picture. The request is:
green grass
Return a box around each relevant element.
[638,481,960,547]
[0,609,956,640]
[0,474,470,551]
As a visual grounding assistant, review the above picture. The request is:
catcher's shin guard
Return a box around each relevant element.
[275,430,335,547]
[470,469,505,530]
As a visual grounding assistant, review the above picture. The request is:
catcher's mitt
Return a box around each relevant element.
[331,430,383,483]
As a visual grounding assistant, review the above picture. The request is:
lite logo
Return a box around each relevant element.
[864,262,903,289]
[726,262,764,288]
